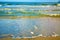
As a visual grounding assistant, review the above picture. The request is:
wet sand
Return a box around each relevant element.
[0,36,60,40]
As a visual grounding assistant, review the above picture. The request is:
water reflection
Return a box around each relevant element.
[0,17,60,38]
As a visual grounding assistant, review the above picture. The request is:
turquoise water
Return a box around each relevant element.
[0,5,60,16]
[0,2,58,5]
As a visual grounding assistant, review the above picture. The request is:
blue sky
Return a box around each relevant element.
[0,0,59,2]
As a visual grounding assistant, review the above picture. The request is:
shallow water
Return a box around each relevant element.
[0,17,60,38]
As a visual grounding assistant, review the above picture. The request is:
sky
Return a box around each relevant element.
[0,0,59,2]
